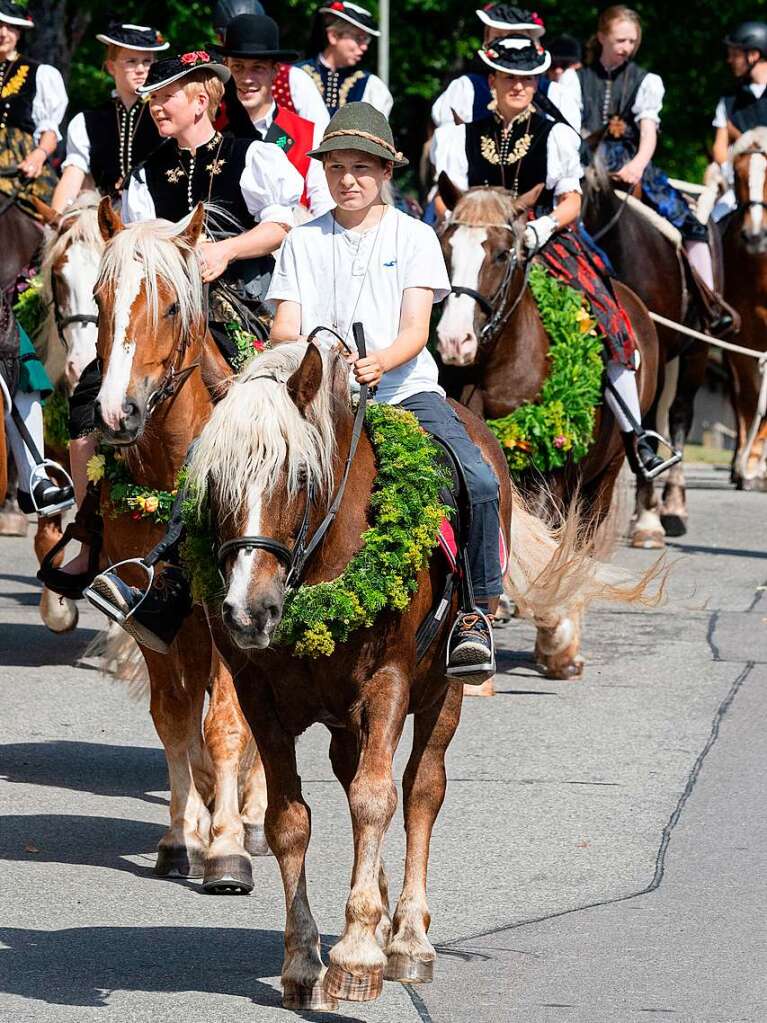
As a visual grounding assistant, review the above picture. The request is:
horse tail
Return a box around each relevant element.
[79,623,151,700]
[505,480,668,676]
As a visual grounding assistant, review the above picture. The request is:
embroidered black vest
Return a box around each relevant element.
[0,57,39,137]
[726,85,767,133]
[465,112,554,205]
[294,56,369,116]
[138,134,255,236]
[82,99,161,198]
[576,62,648,143]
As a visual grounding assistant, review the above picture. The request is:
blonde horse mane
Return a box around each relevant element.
[187,342,338,519]
[97,208,204,334]
[450,186,520,230]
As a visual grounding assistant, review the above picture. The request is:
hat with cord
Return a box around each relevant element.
[307,101,408,166]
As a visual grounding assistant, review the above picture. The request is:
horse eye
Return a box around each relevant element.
[494,250,509,264]
[165,302,179,318]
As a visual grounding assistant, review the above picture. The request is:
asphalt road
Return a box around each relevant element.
[1,463,766,1023]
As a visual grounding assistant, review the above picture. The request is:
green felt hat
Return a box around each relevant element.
[307,102,408,167]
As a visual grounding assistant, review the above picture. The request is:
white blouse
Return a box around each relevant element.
[250,102,333,218]
[558,65,665,137]
[360,72,394,117]
[431,75,579,132]
[431,120,583,197]
[28,63,67,141]
[288,65,330,132]
[121,138,303,225]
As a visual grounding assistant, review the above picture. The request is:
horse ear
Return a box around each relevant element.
[181,203,206,248]
[438,172,463,212]
[514,183,545,212]
[98,196,124,241]
[29,196,60,228]
[287,342,324,416]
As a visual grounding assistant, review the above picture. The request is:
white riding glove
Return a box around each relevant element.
[523,214,558,254]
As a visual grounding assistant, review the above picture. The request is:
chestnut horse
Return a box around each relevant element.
[92,198,267,891]
[581,163,714,544]
[723,129,767,490]
[186,340,662,1009]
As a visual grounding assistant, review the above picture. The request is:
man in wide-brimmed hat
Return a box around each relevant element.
[216,14,333,216]
[295,2,393,117]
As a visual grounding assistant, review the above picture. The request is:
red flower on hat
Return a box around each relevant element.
[483,2,493,9]
[531,11,544,25]
[156,31,165,43]
[180,50,210,64]
[484,48,497,59]
[330,1,345,9]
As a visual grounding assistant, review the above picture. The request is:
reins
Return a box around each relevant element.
[217,323,370,593]
[49,270,98,346]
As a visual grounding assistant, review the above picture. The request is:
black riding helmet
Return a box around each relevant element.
[724,21,767,58]
[213,0,266,35]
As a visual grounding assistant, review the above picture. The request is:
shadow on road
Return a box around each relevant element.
[0,741,168,804]
[0,621,99,666]
[0,925,365,1019]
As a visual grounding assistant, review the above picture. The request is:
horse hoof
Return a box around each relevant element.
[202,854,253,894]
[463,678,495,697]
[0,510,28,536]
[540,659,584,681]
[243,822,271,857]
[155,844,205,879]
[631,530,666,550]
[323,963,384,1002]
[384,953,434,984]
[660,514,687,538]
[40,590,78,633]
[283,981,338,1011]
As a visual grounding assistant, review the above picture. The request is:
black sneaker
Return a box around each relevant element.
[446,609,495,686]
[85,564,192,654]
[17,478,75,517]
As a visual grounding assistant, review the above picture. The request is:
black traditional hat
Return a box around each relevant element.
[548,34,581,67]
[318,1,380,38]
[213,0,265,35]
[96,21,169,53]
[307,101,408,166]
[217,15,299,61]
[0,1,34,30]
[475,4,545,40]
[478,35,550,75]
[136,52,231,95]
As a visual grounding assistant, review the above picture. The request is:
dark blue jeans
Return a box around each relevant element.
[398,391,503,600]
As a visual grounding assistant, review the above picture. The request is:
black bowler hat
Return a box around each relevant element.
[96,21,169,52]
[548,34,582,66]
[0,1,34,29]
[136,52,231,95]
[478,35,551,75]
[217,14,299,61]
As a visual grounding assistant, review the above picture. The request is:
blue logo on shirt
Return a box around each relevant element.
[383,259,397,267]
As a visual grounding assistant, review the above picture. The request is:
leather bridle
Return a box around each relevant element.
[50,270,98,348]
[216,322,370,593]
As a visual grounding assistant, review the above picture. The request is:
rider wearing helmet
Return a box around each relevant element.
[713,22,767,166]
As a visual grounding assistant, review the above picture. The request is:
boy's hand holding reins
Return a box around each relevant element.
[352,353,387,387]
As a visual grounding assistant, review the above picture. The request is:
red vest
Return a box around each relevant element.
[273,64,296,113]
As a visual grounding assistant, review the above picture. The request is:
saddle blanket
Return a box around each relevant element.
[437,518,508,575]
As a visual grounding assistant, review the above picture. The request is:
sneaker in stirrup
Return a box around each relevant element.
[85,563,192,654]
[446,608,496,686]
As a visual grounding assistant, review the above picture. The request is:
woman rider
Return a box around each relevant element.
[0,0,73,518]
[432,35,677,481]
[558,5,733,338]
[39,53,302,598]
[52,21,169,211]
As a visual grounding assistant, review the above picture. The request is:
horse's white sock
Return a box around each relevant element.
[5,389,44,490]
[684,239,714,290]
[605,362,641,433]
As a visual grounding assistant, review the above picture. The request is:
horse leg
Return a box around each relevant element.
[660,344,706,533]
[201,656,254,894]
[534,607,583,680]
[325,673,409,1002]
[143,634,212,879]
[385,684,462,985]
[34,513,79,632]
[240,740,269,856]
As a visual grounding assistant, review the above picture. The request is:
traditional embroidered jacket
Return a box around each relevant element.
[0,56,38,135]
[81,98,161,197]
[576,62,648,144]
[465,111,554,204]
[294,56,370,115]
[272,63,297,113]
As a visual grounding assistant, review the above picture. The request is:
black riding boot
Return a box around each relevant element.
[622,430,681,482]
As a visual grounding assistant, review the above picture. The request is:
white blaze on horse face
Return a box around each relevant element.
[437,226,488,367]
[96,259,142,431]
[748,152,767,236]
[60,240,99,392]
[226,483,262,617]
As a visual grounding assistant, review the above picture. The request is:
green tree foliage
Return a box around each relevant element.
[28,0,767,179]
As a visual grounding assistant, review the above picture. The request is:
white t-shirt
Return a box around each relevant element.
[267,206,450,404]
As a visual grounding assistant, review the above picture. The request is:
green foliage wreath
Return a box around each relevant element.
[181,403,451,658]
[486,264,605,475]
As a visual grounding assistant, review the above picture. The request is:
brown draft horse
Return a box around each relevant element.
[723,129,767,491]
[186,339,658,1009]
[581,162,716,544]
[435,181,659,526]
[92,198,268,891]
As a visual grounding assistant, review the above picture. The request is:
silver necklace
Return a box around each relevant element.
[331,206,386,344]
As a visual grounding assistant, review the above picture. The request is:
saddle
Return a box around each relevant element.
[0,295,19,402]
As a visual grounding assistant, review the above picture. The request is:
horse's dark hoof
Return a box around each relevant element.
[202,854,253,894]
[243,822,271,856]
[155,844,205,878]
[283,980,338,1011]
[660,513,687,538]
[384,953,435,984]
[323,962,384,1002]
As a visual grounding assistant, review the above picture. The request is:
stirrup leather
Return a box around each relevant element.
[84,559,155,623]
